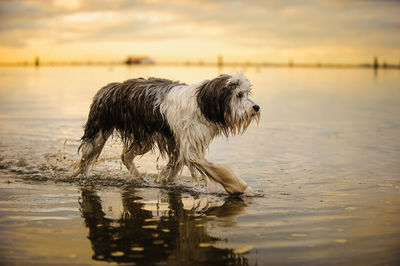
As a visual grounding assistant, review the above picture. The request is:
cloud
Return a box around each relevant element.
[0,0,399,63]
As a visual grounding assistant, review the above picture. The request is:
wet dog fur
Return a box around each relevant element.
[75,72,260,194]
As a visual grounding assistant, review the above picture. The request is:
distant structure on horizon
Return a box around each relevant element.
[35,56,40,67]
[124,56,154,65]
[217,54,223,67]
[373,57,379,69]
[1,54,398,69]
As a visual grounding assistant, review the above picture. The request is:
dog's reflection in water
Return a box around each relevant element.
[79,188,249,265]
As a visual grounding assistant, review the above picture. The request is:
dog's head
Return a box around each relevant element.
[196,72,260,135]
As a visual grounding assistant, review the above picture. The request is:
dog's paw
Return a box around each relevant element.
[128,166,140,177]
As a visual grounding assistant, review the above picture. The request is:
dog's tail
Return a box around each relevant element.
[74,130,111,177]
[78,118,101,154]
[78,82,120,154]
[78,100,112,154]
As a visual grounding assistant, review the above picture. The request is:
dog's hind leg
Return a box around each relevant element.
[121,144,151,177]
[121,145,139,177]
[76,130,111,177]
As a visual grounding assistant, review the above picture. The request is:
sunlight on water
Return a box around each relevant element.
[0,66,400,264]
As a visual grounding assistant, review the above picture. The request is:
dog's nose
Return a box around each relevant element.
[253,105,260,112]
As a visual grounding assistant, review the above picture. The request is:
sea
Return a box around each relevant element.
[0,65,399,265]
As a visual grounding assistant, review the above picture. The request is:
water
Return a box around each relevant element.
[0,66,399,265]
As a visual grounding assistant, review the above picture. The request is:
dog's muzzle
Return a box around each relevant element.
[252,105,260,112]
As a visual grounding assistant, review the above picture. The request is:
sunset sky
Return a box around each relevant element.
[0,0,399,64]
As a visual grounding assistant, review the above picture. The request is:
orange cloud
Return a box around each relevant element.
[0,0,399,64]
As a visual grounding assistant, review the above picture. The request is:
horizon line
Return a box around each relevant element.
[0,60,399,70]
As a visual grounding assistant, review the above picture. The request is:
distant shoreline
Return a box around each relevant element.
[0,61,399,69]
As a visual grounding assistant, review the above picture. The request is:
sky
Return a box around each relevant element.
[0,0,399,64]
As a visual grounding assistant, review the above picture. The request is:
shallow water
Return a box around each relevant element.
[0,66,399,265]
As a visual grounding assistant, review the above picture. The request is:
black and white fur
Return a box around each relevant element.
[76,72,260,194]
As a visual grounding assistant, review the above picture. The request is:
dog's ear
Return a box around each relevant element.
[226,79,240,90]
[196,74,234,128]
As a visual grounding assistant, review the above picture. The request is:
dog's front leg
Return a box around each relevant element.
[156,154,182,185]
[190,159,247,194]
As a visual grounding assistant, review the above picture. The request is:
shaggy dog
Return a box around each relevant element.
[76,72,260,194]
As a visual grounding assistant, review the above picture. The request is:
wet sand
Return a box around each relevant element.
[0,66,400,265]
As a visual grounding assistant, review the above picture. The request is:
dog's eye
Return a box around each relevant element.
[237,92,244,99]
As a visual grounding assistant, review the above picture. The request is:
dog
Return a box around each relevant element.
[76,72,260,194]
